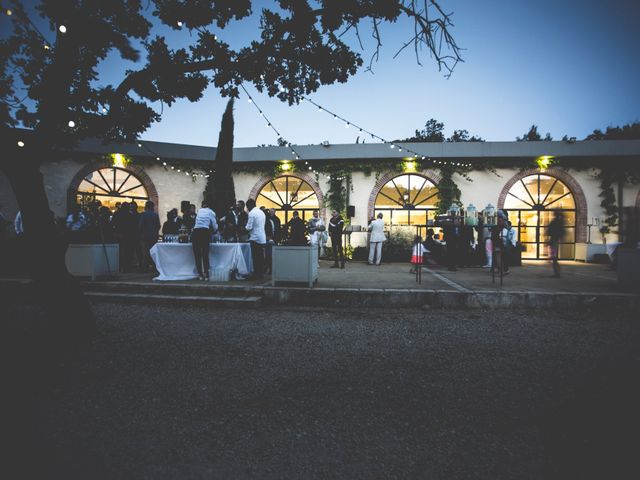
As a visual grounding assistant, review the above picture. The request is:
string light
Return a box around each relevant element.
[67,120,75,128]
[177,21,183,27]
[6,9,12,15]
[58,25,67,33]
[17,140,24,147]
[301,96,473,168]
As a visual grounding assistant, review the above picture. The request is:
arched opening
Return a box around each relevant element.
[254,174,320,225]
[68,161,159,214]
[373,173,440,227]
[75,166,149,211]
[503,173,576,259]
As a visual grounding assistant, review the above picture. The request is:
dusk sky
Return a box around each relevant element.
[5,0,640,147]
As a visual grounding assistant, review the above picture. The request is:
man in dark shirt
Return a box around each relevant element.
[139,200,161,273]
[287,211,307,246]
[328,210,345,269]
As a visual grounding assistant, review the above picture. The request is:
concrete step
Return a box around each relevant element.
[85,291,263,307]
[81,280,257,298]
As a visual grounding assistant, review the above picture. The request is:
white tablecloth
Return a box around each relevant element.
[150,243,253,281]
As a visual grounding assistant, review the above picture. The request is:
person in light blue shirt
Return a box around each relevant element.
[192,200,218,280]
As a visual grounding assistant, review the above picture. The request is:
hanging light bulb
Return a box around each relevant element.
[156,157,160,161]
[58,25,67,33]
[17,140,24,147]
[102,107,107,113]
[162,162,167,166]
[177,21,183,27]
[137,143,142,148]
[6,9,13,15]
[67,120,75,128]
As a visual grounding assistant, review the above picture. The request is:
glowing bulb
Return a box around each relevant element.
[102,107,107,113]
[137,143,142,148]
[162,162,167,166]
[156,157,160,161]
[248,99,252,103]
[58,25,67,33]
[345,123,350,128]
[67,120,75,128]
[177,21,183,27]
[17,140,24,147]
[6,9,13,15]
[390,145,395,149]
[44,44,50,50]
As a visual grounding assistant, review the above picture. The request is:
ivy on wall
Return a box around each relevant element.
[435,164,462,214]
[598,168,618,235]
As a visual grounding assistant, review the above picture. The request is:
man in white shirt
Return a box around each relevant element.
[368,212,386,265]
[191,200,218,280]
[245,198,266,279]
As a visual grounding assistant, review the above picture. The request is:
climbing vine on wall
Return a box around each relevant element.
[598,168,618,235]
[435,164,462,214]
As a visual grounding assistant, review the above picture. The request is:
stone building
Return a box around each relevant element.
[2,135,639,260]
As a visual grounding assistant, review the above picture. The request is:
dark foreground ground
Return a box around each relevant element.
[3,302,640,479]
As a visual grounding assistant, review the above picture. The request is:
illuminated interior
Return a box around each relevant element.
[374,174,439,227]
[76,167,149,211]
[256,175,320,225]
[504,174,576,259]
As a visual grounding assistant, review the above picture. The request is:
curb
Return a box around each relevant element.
[2,278,639,309]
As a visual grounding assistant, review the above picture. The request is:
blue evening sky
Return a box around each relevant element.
[5,0,640,147]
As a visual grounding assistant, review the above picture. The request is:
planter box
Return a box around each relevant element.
[575,243,607,262]
[66,243,119,280]
[272,245,318,287]
[617,248,640,290]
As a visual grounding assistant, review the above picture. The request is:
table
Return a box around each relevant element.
[150,242,253,281]
[66,244,119,280]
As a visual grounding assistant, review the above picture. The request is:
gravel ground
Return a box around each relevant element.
[4,303,640,479]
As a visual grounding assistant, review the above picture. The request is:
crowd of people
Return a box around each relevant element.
[409,209,565,277]
[0,199,574,280]
[184,199,347,280]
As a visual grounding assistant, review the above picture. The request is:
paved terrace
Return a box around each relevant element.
[4,260,637,309]
[73,260,639,309]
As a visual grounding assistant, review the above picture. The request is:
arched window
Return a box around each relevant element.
[374,173,439,226]
[504,173,576,259]
[256,175,320,224]
[76,166,149,211]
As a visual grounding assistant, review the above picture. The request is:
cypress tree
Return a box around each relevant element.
[204,99,236,217]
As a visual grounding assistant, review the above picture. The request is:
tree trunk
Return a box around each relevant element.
[2,142,95,349]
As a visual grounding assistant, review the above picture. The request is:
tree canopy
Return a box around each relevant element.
[516,124,552,141]
[1,0,462,150]
[398,118,484,143]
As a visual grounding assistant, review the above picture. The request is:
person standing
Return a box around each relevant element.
[183,204,197,231]
[367,212,386,265]
[328,210,345,269]
[245,198,266,280]
[162,208,182,236]
[269,208,282,244]
[192,200,217,281]
[235,200,249,242]
[287,211,306,245]
[307,209,325,261]
[548,211,564,278]
[139,200,161,273]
